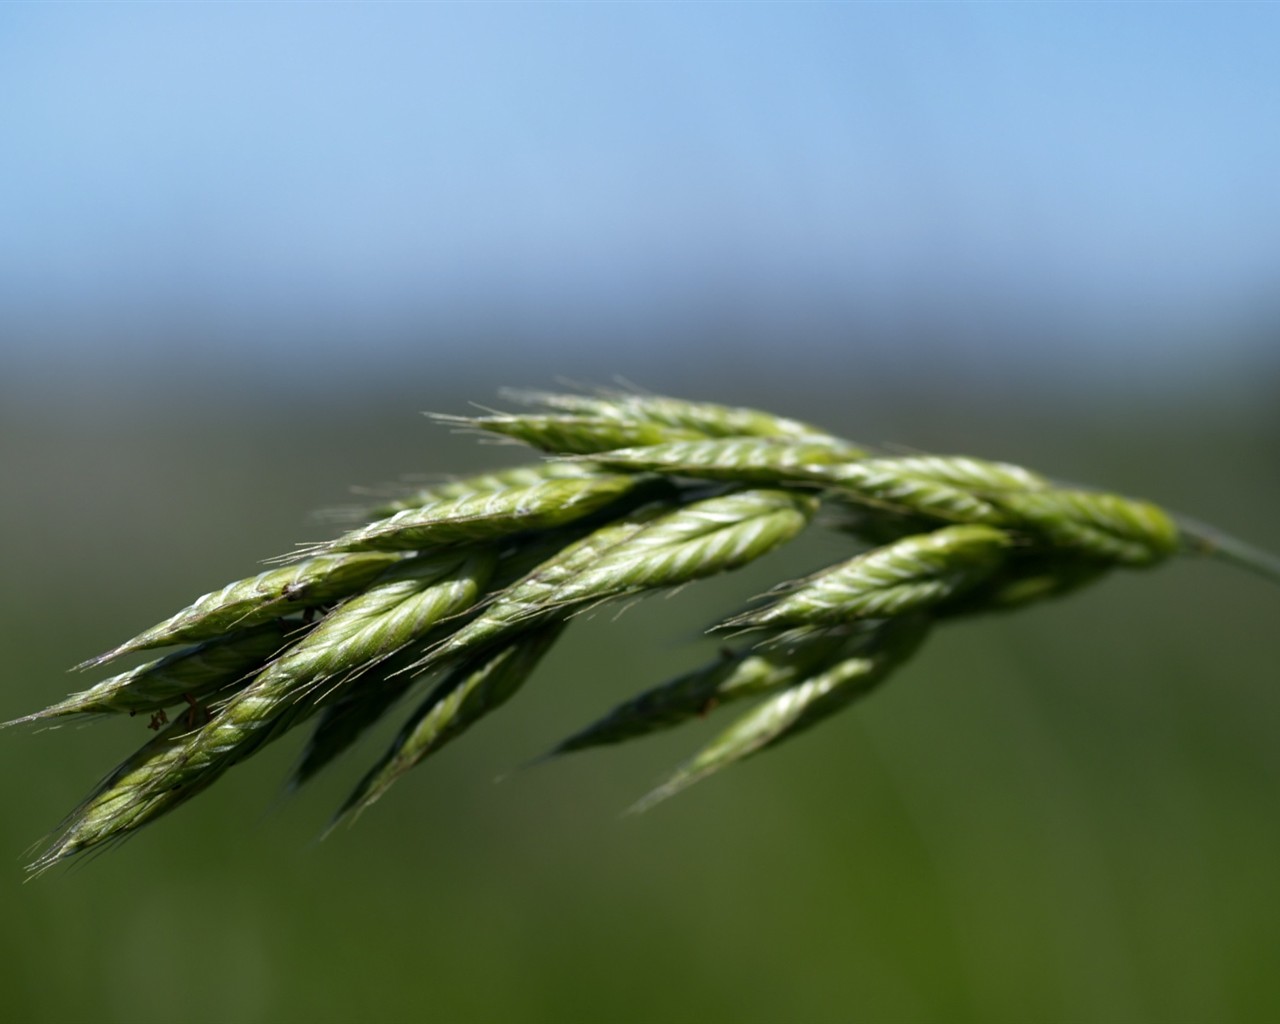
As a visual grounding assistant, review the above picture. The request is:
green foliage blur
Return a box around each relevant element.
[2,380,1277,1024]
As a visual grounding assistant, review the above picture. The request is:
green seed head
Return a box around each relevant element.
[631,615,931,812]
[17,388,1272,872]
[77,552,406,670]
[583,438,856,484]
[366,461,605,520]
[995,490,1180,566]
[320,472,640,553]
[726,524,1012,629]
[499,388,858,448]
[335,622,567,823]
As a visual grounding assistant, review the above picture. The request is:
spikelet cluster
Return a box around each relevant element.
[11,388,1276,874]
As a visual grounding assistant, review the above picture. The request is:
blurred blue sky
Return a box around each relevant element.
[2,3,1277,398]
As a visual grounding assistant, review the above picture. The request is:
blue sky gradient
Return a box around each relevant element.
[2,4,1277,393]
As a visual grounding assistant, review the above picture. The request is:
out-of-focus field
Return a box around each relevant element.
[2,381,1277,1023]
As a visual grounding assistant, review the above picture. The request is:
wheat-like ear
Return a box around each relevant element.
[14,389,1277,874]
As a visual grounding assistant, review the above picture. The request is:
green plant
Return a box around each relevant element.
[12,389,1278,875]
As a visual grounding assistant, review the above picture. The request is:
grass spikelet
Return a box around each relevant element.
[12,621,297,723]
[29,717,209,874]
[18,387,1276,872]
[77,553,405,670]
[289,668,414,790]
[854,455,1047,493]
[335,622,567,824]
[579,438,855,483]
[806,458,1038,525]
[500,387,861,450]
[547,629,865,756]
[311,471,640,555]
[631,616,930,812]
[440,412,705,454]
[994,490,1180,566]
[366,462,605,519]
[547,489,818,605]
[725,524,1012,631]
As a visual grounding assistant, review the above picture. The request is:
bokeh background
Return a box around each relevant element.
[2,5,1278,1022]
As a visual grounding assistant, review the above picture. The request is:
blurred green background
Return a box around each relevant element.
[3,4,1280,1022]
[2,383,1277,1023]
